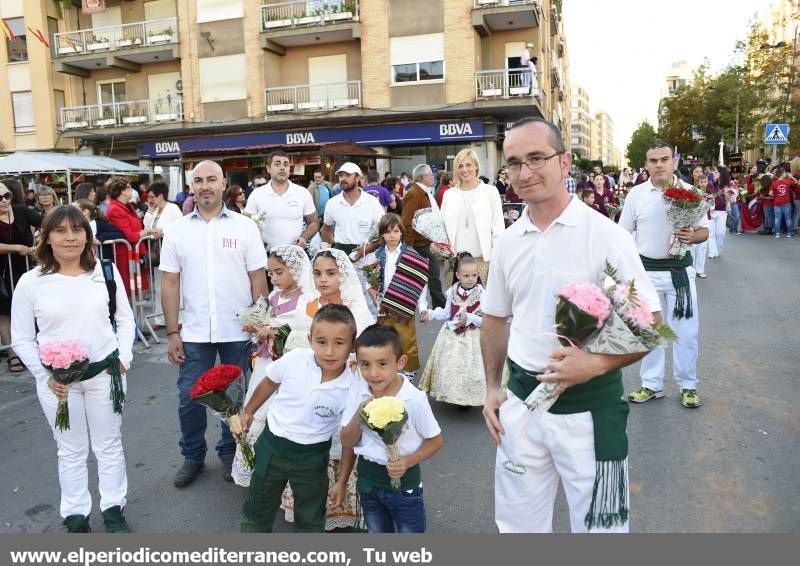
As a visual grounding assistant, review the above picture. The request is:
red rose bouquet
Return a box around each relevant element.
[662,179,710,258]
[190,365,254,470]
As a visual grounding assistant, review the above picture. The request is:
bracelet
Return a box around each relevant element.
[167,330,180,337]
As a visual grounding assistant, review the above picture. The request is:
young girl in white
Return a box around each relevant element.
[232,245,313,487]
[419,253,487,407]
[282,247,374,530]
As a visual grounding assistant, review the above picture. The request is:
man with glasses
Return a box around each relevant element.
[244,151,318,250]
[481,117,661,532]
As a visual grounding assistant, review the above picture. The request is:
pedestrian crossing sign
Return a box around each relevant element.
[765,123,789,144]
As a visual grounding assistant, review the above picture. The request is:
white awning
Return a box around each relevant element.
[0,151,147,175]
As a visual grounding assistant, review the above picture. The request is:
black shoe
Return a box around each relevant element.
[174,461,204,487]
[102,505,131,533]
[63,514,91,533]
[221,453,234,482]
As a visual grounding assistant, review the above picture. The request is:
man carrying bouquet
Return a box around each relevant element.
[481,117,662,533]
[619,143,709,409]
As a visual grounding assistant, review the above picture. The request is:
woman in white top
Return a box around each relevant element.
[11,205,136,533]
[440,148,505,283]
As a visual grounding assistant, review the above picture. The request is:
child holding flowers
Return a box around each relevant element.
[373,213,429,379]
[340,324,442,533]
[240,304,359,533]
[419,253,487,407]
[233,245,314,487]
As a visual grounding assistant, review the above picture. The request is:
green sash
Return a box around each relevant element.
[507,358,629,530]
[81,349,124,414]
[333,243,358,256]
[356,456,421,494]
[640,253,694,319]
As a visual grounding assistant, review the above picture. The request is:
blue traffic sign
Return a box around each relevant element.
[765,123,789,144]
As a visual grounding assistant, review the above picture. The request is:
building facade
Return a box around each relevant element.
[591,110,614,167]
[569,84,590,158]
[2,0,572,189]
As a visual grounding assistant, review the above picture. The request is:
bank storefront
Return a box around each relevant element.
[139,119,502,193]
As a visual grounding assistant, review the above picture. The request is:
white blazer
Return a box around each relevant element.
[440,182,505,260]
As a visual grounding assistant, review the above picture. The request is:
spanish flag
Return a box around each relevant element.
[1,19,16,42]
[28,27,50,48]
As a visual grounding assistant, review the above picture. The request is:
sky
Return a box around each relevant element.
[563,0,776,160]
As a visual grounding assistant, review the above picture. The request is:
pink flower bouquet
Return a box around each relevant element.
[40,341,90,431]
[555,282,612,347]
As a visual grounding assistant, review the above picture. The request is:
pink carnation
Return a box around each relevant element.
[39,341,89,369]
[623,301,654,328]
[558,282,611,326]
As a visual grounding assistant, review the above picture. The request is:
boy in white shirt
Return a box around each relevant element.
[240,304,358,532]
[340,325,443,533]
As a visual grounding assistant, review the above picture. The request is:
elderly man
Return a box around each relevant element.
[400,164,446,309]
[245,151,319,250]
[481,117,662,533]
[160,160,268,487]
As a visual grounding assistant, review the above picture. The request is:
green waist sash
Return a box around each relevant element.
[81,349,124,414]
[356,456,421,494]
[507,358,629,530]
[640,253,694,319]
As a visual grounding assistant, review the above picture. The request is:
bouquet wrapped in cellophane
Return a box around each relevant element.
[190,365,254,471]
[40,341,90,431]
[412,208,455,266]
[524,263,676,413]
[662,176,710,258]
[360,396,408,489]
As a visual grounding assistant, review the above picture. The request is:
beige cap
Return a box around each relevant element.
[335,162,363,176]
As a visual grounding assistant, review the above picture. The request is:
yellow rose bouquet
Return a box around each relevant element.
[360,396,408,489]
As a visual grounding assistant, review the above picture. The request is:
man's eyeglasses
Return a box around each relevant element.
[507,151,565,173]
[0,193,11,201]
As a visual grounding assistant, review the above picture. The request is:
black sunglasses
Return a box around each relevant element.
[0,193,12,201]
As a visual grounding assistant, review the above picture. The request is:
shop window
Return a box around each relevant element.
[12,91,34,133]
[390,33,444,85]
[5,18,28,62]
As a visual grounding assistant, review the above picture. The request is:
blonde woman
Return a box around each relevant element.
[35,186,59,217]
[440,148,505,283]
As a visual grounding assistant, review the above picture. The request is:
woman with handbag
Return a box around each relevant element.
[10,205,136,532]
[0,181,42,372]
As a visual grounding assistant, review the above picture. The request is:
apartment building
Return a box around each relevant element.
[2,0,571,185]
[569,84,590,158]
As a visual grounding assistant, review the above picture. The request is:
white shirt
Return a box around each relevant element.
[619,179,710,259]
[10,261,136,384]
[455,190,483,256]
[341,377,441,464]
[482,196,660,372]
[143,202,183,235]
[441,182,505,261]
[266,348,357,445]
[323,189,384,265]
[382,246,402,294]
[159,206,268,343]
[244,181,315,247]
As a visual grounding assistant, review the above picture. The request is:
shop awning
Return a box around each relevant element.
[0,151,147,175]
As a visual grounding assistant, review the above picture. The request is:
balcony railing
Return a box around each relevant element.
[265,80,361,113]
[550,55,563,87]
[60,97,183,130]
[476,69,542,100]
[473,0,537,8]
[53,17,178,57]
[261,0,359,32]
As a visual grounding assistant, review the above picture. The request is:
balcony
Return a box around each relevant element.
[59,97,183,131]
[550,6,561,36]
[260,0,360,54]
[53,18,179,77]
[472,0,539,37]
[550,55,563,87]
[265,81,361,114]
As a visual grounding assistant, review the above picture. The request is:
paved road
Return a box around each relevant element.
[1,233,798,533]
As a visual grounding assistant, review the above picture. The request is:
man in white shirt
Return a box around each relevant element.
[244,151,319,250]
[481,117,662,533]
[160,160,268,488]
[520,43,538,96]
[619,143,709,409]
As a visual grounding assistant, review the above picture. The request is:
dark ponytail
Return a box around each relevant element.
[451,251,482,286]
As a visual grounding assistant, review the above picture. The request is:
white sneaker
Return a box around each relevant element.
[775,233,781,239]
[787,234,793,238]
[697,273,707,278]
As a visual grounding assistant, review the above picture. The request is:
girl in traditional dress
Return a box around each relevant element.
[232,245,313,487]
[282,248,373,530]
[419,253,486,407]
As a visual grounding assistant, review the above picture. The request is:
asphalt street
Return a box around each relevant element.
[1,232,798,533]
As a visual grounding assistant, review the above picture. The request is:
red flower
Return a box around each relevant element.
[190,365,243,398]
[664,187,701,202]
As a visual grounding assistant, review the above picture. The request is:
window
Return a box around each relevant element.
[47,17,58,58]
[571,137,580,145]
[54,90,65,128]
[12,92,34,133]
[5,18,27,62]
[390,33,445,85]
[97,80,127,105]
[196,0,243,23]
[199,54,247,102]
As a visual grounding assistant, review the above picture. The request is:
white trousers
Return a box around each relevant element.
[36,373,128,518]
[692,242,708,274]
[640,269,699,391]
[495,395,629,533]
[707,211,727,258]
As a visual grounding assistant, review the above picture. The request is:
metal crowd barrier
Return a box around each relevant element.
[0,251,34,358]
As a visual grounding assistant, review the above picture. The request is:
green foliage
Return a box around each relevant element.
[626,121,659,169]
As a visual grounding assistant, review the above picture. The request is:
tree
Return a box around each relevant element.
[626,121,659,170]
